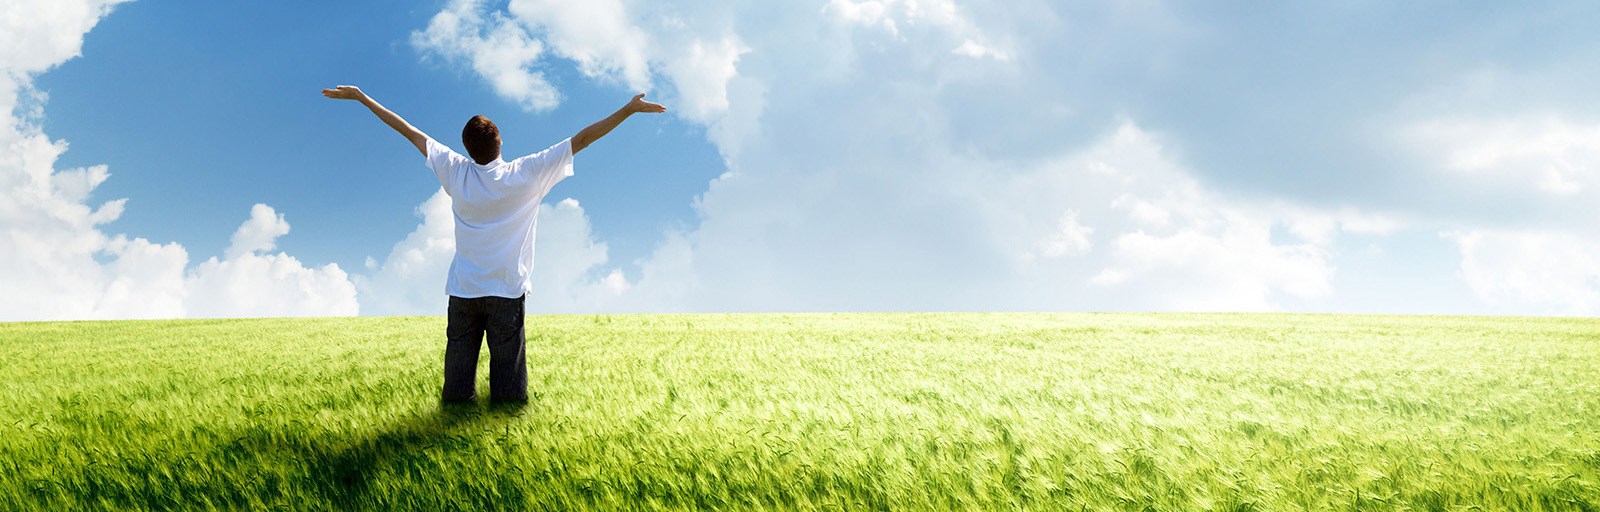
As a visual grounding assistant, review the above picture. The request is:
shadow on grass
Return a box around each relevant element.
[30,401,534,511]
[236,400,533,508]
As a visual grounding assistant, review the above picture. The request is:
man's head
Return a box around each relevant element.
[462,115,502,165]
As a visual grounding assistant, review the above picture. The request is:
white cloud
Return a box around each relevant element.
[526,198,632,312]
[159,203,362,319]
[412,0,560,111]
[1405,114,1600,196]
[1098,227,1333,311]
[822,0,896,34]
[1445,229,1600,316]
[184,254,358,319]
[0,123,186,320]
[1015,122,1339,311]
[0,0,132,74]
[1281,206,1404,247]
[822,0,1005,61]
[822,0,968,34]
[226,203,290,259]
[1111,194,1170,227]
[612,106,1369,312]
[506,0,652,91]
[617,228,698,313]
[0,135,359,320]
[413,0,752,122]
[952,39,1008,61]
[662,36,749,123]
[181,204,360,319]
[1028,210,1093,259]
[98,235,188,319]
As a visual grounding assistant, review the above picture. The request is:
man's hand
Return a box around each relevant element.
[323,84,428,156]
[573,93,667,154]
[321,85,367,101]
[625,93,667,114]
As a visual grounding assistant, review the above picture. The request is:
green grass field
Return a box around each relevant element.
[2,313,1598,511]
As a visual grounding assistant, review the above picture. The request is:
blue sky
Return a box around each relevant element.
[5,0,1600,319]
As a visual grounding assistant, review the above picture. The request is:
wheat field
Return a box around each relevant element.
[2,313,1597,510]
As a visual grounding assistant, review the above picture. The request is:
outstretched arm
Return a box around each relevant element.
[322,85,428,157]
[571,94,667,154]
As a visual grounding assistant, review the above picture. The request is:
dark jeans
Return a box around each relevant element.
[443,294,527,402]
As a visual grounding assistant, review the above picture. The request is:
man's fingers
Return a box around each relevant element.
[322,85,360,98]
[322,86,363,100]
[633,93,646,101]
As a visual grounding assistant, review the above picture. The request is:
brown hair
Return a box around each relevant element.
[462,115,501,165]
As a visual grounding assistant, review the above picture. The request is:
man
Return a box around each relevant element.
[323,84,666,403]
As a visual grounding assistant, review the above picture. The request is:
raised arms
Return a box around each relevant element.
[322,85,428,157]
[571,94,667,155]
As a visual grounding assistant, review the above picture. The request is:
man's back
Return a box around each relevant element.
[424,137,574,300]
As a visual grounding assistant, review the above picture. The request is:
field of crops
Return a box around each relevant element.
[2,313,1597,510]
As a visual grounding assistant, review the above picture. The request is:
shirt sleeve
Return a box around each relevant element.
[424,138,468,193]
[514,138,575,198]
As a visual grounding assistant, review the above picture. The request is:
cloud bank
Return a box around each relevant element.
[394,0,1600,316]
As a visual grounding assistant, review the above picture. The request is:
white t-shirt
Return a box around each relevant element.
[425,137,574,299]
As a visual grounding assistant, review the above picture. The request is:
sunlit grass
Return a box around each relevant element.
[2,313,1597,510]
